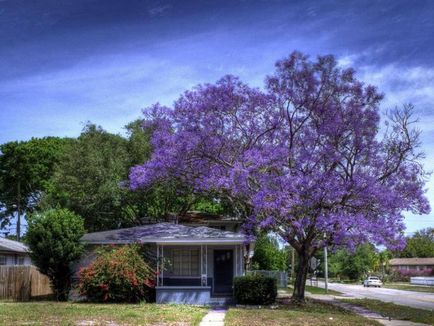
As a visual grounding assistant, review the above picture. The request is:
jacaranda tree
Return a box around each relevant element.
[129,51,430,302]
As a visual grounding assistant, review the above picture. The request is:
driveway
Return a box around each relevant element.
[317,282,434,311]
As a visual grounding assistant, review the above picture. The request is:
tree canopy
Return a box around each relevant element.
[0,137,68,238]
[129,51,430,301]
[399,228,434,258]
[41,122,228,231]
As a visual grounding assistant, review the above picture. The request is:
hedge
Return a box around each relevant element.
[233,274,277,305]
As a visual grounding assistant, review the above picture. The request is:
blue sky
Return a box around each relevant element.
[0,0,433,233]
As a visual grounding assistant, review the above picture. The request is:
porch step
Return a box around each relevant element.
[209,296,234,306]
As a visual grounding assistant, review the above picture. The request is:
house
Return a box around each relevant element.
[389,258,434,273]
[0,237,32,266]
[79,222,253,305]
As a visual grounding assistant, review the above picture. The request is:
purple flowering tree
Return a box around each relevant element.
[129,52,430,302]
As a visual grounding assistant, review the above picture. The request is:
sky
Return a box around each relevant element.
[0,0,433,234]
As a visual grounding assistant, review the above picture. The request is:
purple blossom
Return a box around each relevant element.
[129,51,430,299]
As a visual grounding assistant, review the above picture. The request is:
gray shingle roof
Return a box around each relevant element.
[0,237,29,253]
[81,222,246,244]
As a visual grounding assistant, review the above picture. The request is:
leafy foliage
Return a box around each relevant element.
[42,122,226,231]
[234,274,277,305]
[43,124,131,231]
[0,137,68,235]
[26,208,84,301]
[79,245,155,303]
[129,51,429,301]
[326,244,380,280]
[399,228,434,258]
[252,233,289,271]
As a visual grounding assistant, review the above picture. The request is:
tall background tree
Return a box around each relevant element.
[398,228,434,258]
[41,122,229,232]
[42,124,131,231]
[0,137,68,239]
[129,51,430,302]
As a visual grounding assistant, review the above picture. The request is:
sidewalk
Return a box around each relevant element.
[308,294,430,326]
[199,307,227,326]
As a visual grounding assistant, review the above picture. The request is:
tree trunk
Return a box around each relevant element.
[292,250,310,303]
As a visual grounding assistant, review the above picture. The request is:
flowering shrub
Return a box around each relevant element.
[389,268,433,282]
[79,244,155,302]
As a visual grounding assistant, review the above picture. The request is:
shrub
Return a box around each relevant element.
[26,208,85,301]
[389,268,433,282]
[234,275,277,305]
[79,244,155,302]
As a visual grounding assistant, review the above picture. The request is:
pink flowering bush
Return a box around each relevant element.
[79,244,155,302]
[389,268,433,282]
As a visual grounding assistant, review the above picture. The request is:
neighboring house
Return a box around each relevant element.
[79,222,253,304]
[389,258,434,273]
[0,237,32,266]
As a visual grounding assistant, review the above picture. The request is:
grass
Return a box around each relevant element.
[339,299,434,325]
[225,300,381,326]
[305,285,342,296]
[284,285,342,296]
[382,282,434,293]
[0,301,207,326]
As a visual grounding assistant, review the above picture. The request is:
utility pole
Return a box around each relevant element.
[291,246,295,281]
[16,180,21,241]
[324,233,328,294]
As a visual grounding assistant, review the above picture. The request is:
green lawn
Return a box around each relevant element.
[284,285,342,296]
[0,301,207,326]
[305,285,342,296]
[339,299,434,325]
[382,283,434,293]
[225,300,381,326]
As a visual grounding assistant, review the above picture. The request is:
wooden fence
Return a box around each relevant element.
[0,266,53,301]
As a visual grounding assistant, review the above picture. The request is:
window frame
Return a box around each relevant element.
[171,248,200,277]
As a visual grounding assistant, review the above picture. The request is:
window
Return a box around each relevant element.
[18,256,25,265]
[0,256,6,265]
[172,249,200,276]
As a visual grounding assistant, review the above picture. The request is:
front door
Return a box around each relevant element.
[213,249,233,295]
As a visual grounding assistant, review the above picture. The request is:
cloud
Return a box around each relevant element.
[148,4,172,17]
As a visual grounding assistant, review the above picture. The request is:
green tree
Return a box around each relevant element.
[399,228,434,258]
[321,244,379,280]
[26,208,84,301]
[43,124,132,231]
[252,233,289,271]
[0,137,68,239]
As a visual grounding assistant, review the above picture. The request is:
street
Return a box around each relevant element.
[318,282,434,311]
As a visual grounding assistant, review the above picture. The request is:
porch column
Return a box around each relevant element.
[201,244,208,286]
[156,244,160,286]
[161,244,164,286]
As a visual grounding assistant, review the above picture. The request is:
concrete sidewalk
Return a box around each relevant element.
[199,307,227,326]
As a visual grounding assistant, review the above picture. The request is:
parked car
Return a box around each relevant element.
[363,276,382,287]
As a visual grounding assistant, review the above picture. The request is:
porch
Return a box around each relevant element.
[156,242,245,304]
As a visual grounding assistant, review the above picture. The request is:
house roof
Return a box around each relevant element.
[389,258,434,266]
[0,237,29,254]
[139,211,242,226]
[81,222,247,245]
[177,211,241,225]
